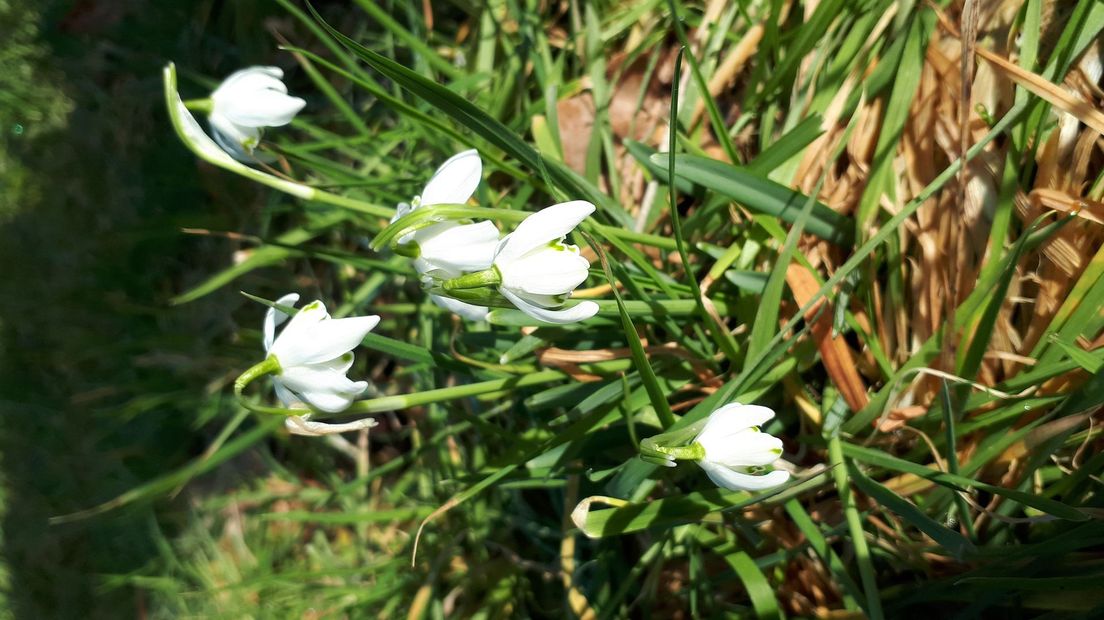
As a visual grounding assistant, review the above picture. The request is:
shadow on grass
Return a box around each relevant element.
[0,1,286,615]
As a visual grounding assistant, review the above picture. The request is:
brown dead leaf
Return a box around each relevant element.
[785,264,869,412]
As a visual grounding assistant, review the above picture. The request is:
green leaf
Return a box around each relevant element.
[660,153,854,245]
[304,3,632,226]
[842,443,1088,521]
[580,470,830,537]
[696,531,781,620]
[847,463,975,560]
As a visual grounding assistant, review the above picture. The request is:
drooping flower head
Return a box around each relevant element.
[264,293,379,413]
[209,66,306,162]
[395,150,499,320]
[693,403,790,491]
[490,201,599,324]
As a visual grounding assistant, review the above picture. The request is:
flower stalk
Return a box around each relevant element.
[639,436,705,466]
[234,355,281,400]
[442,268,501,290]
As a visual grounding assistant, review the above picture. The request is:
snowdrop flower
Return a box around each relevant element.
[164,63,315,200]
[208,66,306,162]
[263,293,379,414]
[395,150,499,320]
[694,403,791,491]
[489,201,599,324]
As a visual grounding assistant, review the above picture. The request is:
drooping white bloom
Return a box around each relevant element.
[396,150,499,320]
[264,293,379,413]
[694,403,791,491]
[209,66,306,162]
[491,201,599,324]
[163,63,315,199]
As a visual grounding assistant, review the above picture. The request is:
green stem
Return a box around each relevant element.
[183,97,213,114]
[234,356,309,417]
[309,189,395,218]
[343,370,564,415]
[639,436,705,462]
[372,204,679,252]
[234,356,281,400]
[664,47,741,363]
[589,223,677,251]
[393,241,419,258]
[592,298,731,317]
[442,267,502,291]
[828,436,884,620]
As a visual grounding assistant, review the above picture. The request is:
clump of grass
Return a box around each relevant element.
[58,0,1104,616]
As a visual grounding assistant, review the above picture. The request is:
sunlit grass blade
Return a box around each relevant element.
[303,2,633,226]
[660,154,854,245]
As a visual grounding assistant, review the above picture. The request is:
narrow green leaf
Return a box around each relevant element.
[847,463,975,560]
[660,153,853,245]
[305,3,631,226]
[697,531,781,620]
[842,442,1088,521]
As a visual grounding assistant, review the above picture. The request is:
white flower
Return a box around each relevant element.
[164,63,315,200]
[694,403,791,491]
[396,150,499,320]
[264,293,379,413]
[491,201,599,324]
[209,66,306,162]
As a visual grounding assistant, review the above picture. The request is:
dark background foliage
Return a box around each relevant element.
[0,1,290,615]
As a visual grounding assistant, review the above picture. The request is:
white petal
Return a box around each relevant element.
[297,388,362,413]
[233,92,305,127]
[391,201,415,224]
[416,220,500,272]
[500,248,590,295]
[414,259,463,280]
[279,364,368,413]
[494,201,595,264]
[264,292,301,353]
[271,378,305,409]
[213,69,288,101]
[274,315,380,367]
[209,112,261,162]
[269,300,329,361]
[279,364,366,397]
[697,403,776,440]
[420,149,482,206]
[326,351,356,375]
[217,91,302,128]
[500,288,598,324]
[430,294,490,321]
[212,66,284,97]
[701,430,784,468]
[212,67,305,127]
[698,461,790,492]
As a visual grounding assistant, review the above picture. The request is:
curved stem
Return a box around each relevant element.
[233,356,303,416]
[234,356,281,398]
[393,241,419,258]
